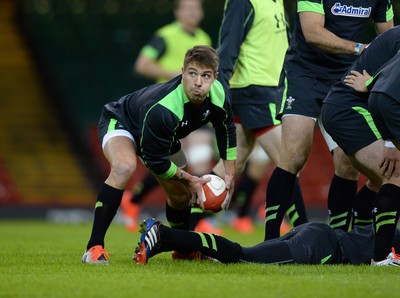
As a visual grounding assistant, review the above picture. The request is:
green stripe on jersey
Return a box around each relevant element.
[386,4,394,21]
[298,1,324,15]
[321,254,332,264]
[158,84,187,120]
[107,118,117,133]
[208,80,226,109]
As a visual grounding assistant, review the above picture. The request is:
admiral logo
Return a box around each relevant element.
[331,3,371,17]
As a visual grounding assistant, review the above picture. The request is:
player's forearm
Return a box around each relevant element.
[223,159,236,179]
[304,26,361,55]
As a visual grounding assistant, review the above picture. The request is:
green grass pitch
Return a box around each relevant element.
[1,219,399,297]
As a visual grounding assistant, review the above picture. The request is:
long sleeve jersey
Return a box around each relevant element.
[102,75,236,179]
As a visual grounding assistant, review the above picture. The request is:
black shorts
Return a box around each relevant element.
[98,110,183,155]
[230,85,280,130]
[369,92,400,142]
[276,70,338,120]
[283,222,342,264]
[97,110,137,149]
[321,102,381,155]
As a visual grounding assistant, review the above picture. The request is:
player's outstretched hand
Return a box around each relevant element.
[186,174,211,209]
[343,70,371,92]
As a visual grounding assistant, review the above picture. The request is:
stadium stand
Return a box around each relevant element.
[0,0,95,206]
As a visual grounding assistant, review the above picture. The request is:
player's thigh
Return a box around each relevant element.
[350,140,385,187]
[256,125,281,165]
[98,115,137,168]
[279,115,315,172]
[232,125,255,175]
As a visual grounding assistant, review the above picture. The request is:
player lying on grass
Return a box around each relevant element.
[133,218,400,266]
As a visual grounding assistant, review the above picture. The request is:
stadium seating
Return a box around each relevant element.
[0,0,96,205]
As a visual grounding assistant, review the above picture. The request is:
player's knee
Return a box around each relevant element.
[280,153,306,174]
[335,165,359,180]
[110,159,136,182]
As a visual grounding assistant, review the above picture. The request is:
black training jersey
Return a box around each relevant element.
[369,52,400,101]
[324,26,400,108]
[335,226,375,264]
[103,75,236,178]
[285,0,393,79]
[336,226,400,264]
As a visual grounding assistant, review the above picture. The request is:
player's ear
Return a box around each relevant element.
[213,71,219,80]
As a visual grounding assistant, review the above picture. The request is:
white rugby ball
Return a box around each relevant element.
[200,174,228,212]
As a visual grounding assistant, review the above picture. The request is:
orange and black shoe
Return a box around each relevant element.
[133,218,162,265]
[81,245,109,265]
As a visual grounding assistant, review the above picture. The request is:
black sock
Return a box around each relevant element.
[159,225,242,263]
[166,203,191,230]
[87,183,123,250]
[264,167,296,240]
[130,173,158,204]
[233,170,258,218]
[352,185,376,228]
[373,184,400,261]
[189,207,208,230]
[328,175,357,231]
[286,177,308,226]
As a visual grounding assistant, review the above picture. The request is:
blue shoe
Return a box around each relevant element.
[133,218,162,265]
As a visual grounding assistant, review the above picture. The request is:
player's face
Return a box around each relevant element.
[175,0,203,29]
[182,62,217,105]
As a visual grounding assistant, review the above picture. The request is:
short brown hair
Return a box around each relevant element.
[183,45,219,72]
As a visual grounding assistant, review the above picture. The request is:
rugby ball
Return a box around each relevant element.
[200,174,229,212]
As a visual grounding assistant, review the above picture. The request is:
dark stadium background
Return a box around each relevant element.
[0,0,398,218]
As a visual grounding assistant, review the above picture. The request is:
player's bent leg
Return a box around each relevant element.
[103,136,138,188]
[264,116,314,240]
[258,124,309,227]
[349,140,385,187]
[83,136,137,264]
